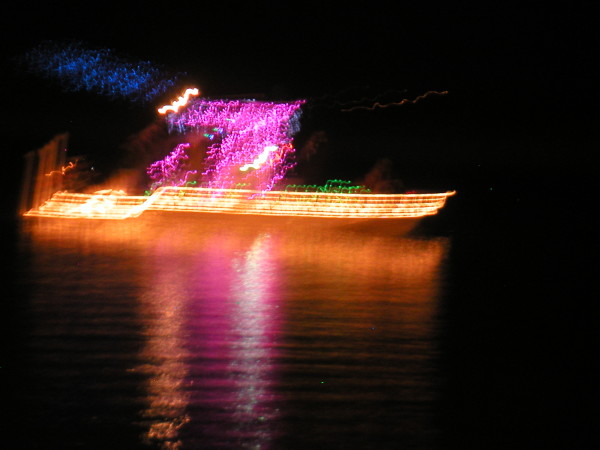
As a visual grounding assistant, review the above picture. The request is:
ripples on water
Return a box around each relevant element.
[10,215,451,449]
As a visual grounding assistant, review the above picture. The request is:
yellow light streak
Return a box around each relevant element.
[157,88,200,114]
[24,187,455,221]
[239,145,278,172]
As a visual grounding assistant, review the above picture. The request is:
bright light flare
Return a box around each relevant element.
[158,88,200,114]
[239,145,278,172]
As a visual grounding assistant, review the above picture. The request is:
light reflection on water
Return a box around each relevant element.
[17,216,450,449]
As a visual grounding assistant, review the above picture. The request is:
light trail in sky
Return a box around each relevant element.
[340,90,449,112]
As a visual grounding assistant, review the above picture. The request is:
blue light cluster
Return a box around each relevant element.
[20,41,184,102]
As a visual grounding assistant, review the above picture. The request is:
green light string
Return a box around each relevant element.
[285,180,371,194]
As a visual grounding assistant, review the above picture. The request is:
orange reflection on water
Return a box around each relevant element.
[275,231,448,345]
[136,274,191,448]
[20,215,449,448]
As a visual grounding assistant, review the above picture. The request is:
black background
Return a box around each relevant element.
[1,2,596,189]
[1,2,597,448]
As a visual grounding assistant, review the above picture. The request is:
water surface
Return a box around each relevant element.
[9,215,452,449]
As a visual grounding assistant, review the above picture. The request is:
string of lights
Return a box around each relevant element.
[24,187,455,220]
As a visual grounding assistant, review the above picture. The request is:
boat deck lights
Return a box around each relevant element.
[24,187,456,220]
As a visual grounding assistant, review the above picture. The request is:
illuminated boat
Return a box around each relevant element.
[20,95,456,234]
[23,186,455,233]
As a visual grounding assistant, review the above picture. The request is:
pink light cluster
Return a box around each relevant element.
[146,143,197,192]
[167,99,305,192]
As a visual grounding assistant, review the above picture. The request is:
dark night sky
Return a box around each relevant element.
[2,5,597,447]
[1,2,597,198]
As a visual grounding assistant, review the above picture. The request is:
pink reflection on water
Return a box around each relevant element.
[228,234,282,433]
[187,232,282,447]
[135,225,282,448]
